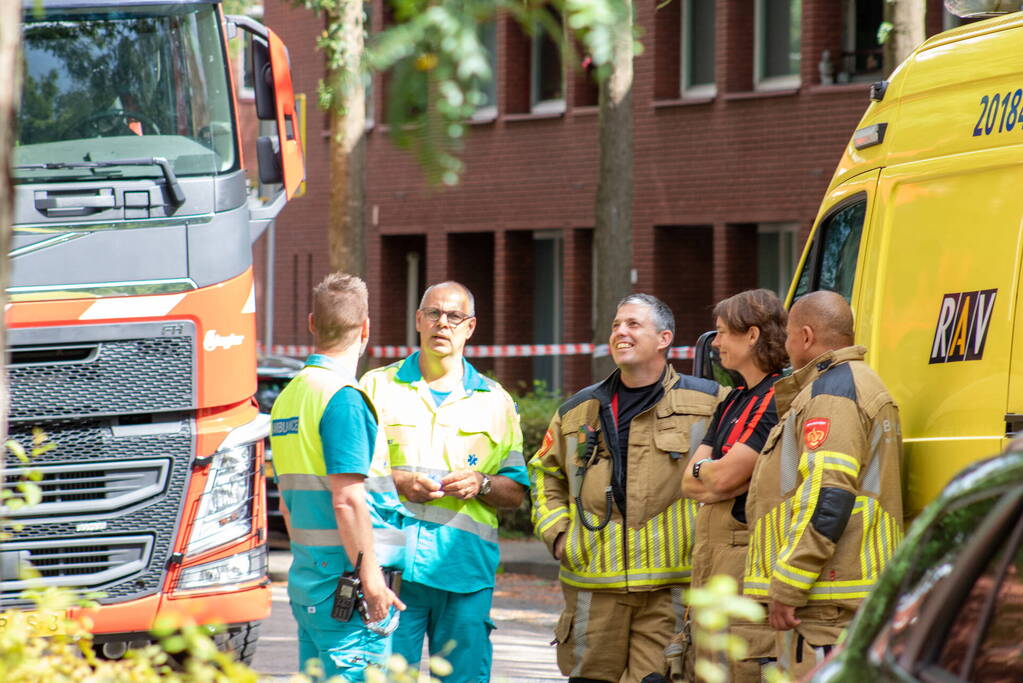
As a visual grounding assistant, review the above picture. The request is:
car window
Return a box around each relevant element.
[792,197,866,302]
[939,511,1023,680]
[874,491,1004,661]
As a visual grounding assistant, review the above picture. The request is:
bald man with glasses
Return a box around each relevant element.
[360,281,528,682]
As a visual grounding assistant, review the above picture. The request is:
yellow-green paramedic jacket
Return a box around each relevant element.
[529,365,723,591]
[270,355,408,607]
[360,353,528,593]
[743,346,904,609]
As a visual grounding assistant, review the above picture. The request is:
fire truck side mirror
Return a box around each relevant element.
[257,136,283,185]
[252,39,277,121]
[228,15,305,200]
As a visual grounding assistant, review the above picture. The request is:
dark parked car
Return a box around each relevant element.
[811,448,1023,682]
[256,354,303,543]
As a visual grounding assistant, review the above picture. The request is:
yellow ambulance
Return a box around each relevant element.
[788,6,1023,516]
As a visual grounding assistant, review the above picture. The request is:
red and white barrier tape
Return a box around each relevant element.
[258,342,695,360]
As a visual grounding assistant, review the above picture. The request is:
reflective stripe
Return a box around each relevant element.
[862,423,884,495]
[807,580,877,597]
[280,472,397,495]
[501,450,526,470]
[402,502,499,542]
[560,567,691,589]
[278,472,329,491]
[689,418,708,456]
[779,413,800,493]
[290,528,342,546]
[537,507,570,534]
[822,458,859,478]
[365,475,398,493]
[777,450,821,567]
[773,562,815,590]
[393,465,450,479]
[571,591,593,677]
[290,525,407,549]
[670,586,686,632]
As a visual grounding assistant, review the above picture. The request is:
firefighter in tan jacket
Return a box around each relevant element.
[529,294,724,683]
[743,291,903,677]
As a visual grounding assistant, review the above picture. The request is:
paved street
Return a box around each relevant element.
[253,541,564,682]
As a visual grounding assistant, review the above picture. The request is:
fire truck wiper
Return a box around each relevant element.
[14,157,186,207]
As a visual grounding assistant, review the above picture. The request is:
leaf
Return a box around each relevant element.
[877,21,894,45]
[7,440,27,463]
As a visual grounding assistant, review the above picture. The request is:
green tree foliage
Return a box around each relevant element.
[295,0,633,185]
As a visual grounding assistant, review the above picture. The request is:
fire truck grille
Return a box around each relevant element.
[7,324,196,421]
[0,419,192,606]
[0,537,154,599]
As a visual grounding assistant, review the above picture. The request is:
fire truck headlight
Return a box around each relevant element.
[187,443,256,556]
[176,544,268,590]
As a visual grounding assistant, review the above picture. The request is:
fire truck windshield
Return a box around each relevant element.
[14,4,238,184]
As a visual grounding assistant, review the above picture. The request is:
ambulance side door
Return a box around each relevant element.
[862,148,1023,516]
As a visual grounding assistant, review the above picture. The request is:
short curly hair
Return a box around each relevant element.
[713,289,788,374]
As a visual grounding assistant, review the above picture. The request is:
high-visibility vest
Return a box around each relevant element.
[270,354,407,606]
[360,352,527,594]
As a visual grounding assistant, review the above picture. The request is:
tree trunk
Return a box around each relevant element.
[0,1,21,446]
[591,3,634,381]
[326,1,367,277]
[885,1,927,76]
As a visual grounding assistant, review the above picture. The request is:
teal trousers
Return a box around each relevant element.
[392,581,495,683]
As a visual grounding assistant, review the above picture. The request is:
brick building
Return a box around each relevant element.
[253,0,962,394]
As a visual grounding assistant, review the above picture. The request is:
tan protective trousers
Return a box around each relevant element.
[690,500,775,683]
[556,583,685,683]
[775,604,855,679]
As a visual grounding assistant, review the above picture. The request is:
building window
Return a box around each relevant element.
[473,20,498,121]
[533,231,563,393]
[757,223,800,297]
[755,0,801,90]
[681,0,715,97]
[531,11,564,113]
[836,0,883,83]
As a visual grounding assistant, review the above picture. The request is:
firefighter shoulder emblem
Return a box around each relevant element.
[804,417,830,450]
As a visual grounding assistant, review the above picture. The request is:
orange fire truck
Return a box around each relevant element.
[3,0,303,661]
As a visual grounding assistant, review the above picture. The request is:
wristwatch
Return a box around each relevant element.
[479,474,492,496]
[692,458,712,480]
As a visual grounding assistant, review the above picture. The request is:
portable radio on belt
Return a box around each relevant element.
[331,551,364,622]
[331,551,404,623]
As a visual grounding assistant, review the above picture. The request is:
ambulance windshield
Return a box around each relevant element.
[14,4,237,183]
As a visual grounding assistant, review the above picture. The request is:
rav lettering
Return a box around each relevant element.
[929,289,997,364]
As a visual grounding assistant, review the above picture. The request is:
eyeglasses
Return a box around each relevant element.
[419,307,474,327]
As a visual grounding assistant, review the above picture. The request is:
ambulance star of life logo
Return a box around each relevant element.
[467,454,478,467]
[804,418,830,450]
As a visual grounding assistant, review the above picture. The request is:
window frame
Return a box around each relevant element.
[472,19,498,122]
[530,13,565,114]
[757,222,800,298]
[839,0,883,84]
[792,191,868,302]
[680,0,716,98]
[754,0,801,91]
